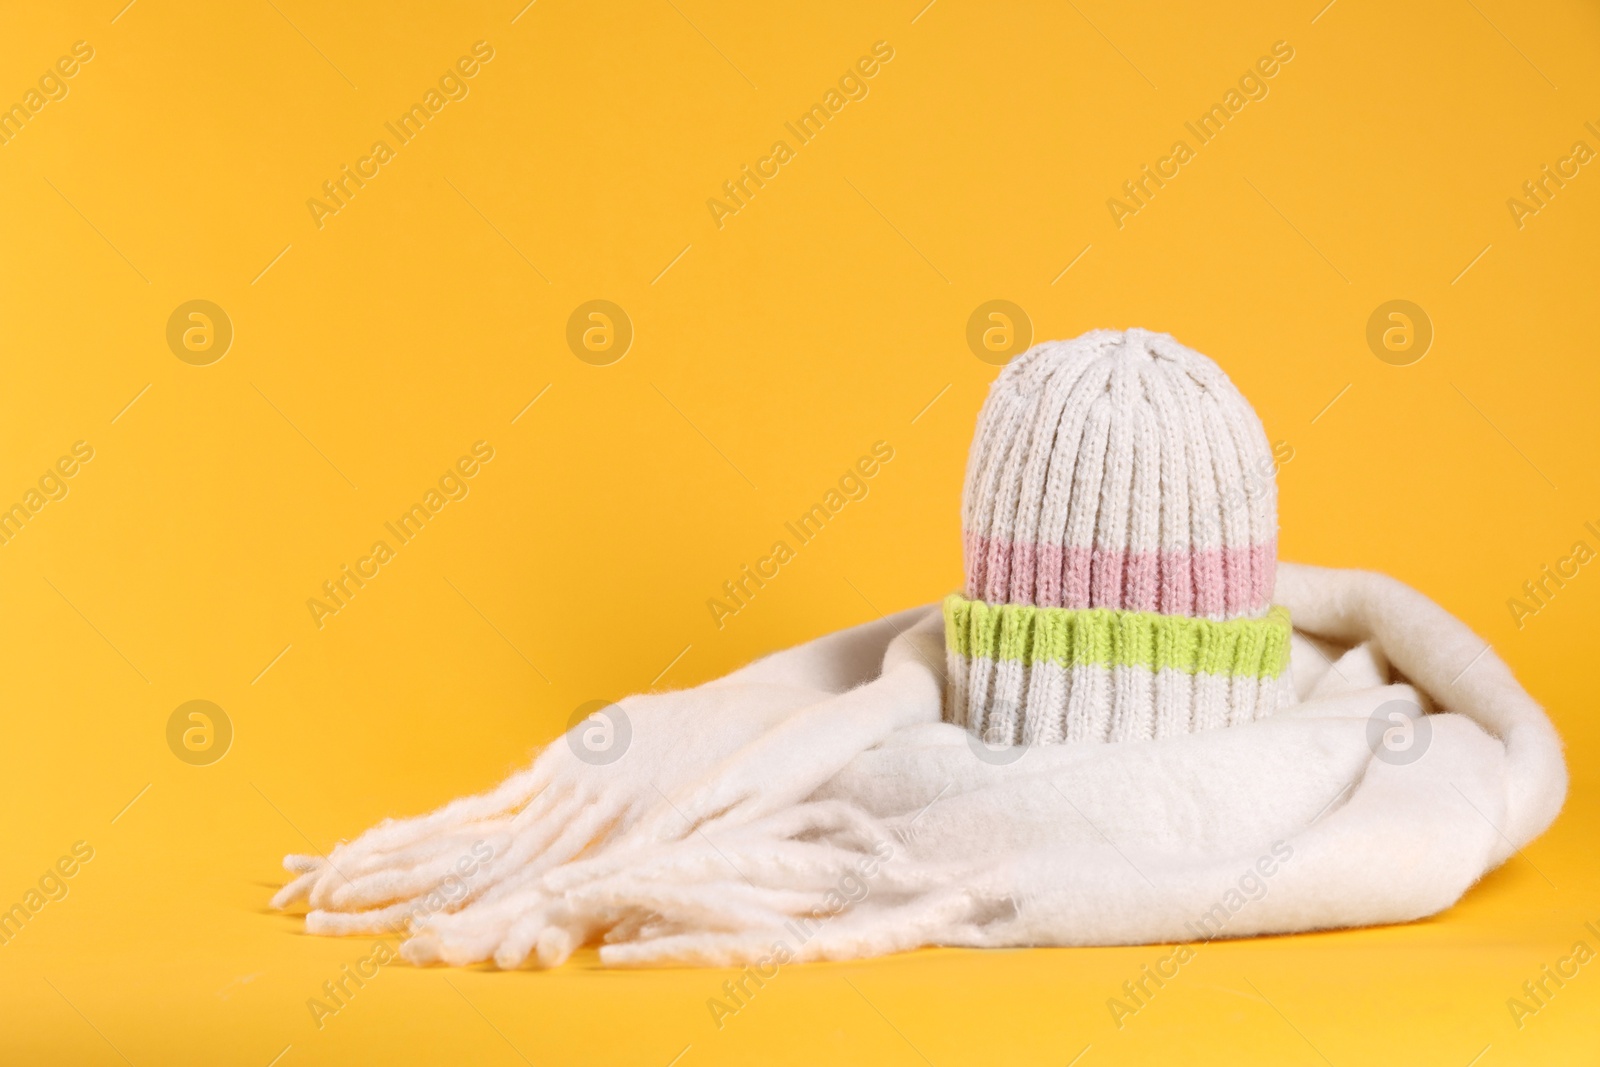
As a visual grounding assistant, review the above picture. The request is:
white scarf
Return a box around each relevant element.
[273,562,1566,968]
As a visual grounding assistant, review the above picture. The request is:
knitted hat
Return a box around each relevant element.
[944,328,1291,746]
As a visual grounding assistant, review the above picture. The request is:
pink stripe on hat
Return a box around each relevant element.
[964,534,1277,616]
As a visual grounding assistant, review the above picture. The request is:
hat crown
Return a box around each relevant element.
[962,328,1278,621]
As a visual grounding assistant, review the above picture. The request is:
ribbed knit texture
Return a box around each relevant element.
[945,593,1291,744]
[947,328,1286,743]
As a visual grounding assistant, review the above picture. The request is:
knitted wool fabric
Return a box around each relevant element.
[945,327,1290,745]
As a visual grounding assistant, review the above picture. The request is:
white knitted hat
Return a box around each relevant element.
[944,328,1291,745]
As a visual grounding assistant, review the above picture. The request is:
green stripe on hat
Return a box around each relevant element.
[944,593,1291,679]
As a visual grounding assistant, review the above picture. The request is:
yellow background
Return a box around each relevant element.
[2,0,1598,1063]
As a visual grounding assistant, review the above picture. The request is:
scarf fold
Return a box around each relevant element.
[272,562,1567,968]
